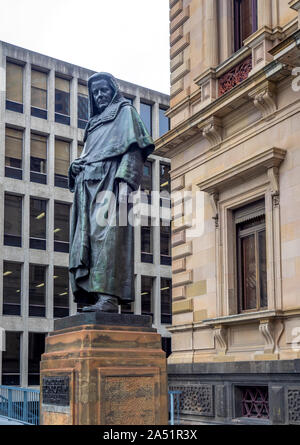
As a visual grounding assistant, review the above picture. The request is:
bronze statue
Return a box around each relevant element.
[68,72,154,313]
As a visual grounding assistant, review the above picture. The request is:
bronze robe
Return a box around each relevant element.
[68,102,154,304]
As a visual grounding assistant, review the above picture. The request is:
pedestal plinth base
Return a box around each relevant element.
[40,313,168,425]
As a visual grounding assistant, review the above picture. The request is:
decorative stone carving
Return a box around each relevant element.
[169,384,214,417]
[214,325,228,354]
[200,116,223,148]
[249,81,277,118]
[218,56,252,96]
[288,389,300,424]
[259,319,275,354]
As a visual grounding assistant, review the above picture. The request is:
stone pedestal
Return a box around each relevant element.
[40,313,168,425]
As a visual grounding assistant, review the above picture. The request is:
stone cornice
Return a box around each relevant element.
[197,147,286,194]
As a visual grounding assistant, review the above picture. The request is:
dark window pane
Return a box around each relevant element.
[141,218,152,255]
[121,301,133,314]
[141,276,153,317]
[161,337,172,358]
[54,266,69,318]
[241,234,257,310]
[55,91,69,116]
[3,262,21,316]
[55,140,70,183]
[234,0,258,51]
[30,198,46,249]
[29,265,46,317]
[54,202,70,245]
[159,107,170,137]
[6,100,23,113]
[140,102,152,136]
[4,194,22,246]
[259,230,267,308]
[2,332,21,386]
[31,107,47,119]
[78,94,88,121]
[141,160,152,202]
[161,278,172,324]
[160,222,171,256]
[28,333,46,385]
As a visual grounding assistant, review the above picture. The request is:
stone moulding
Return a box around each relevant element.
[197,147,287,195]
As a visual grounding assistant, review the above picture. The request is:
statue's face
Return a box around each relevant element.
[91,79,114,114]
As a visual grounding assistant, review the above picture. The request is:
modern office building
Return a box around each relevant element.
[155,0,300,424]
[0,41,171,387]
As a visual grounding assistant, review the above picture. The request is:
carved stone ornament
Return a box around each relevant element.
[249,81,277,118]
[259,319,275,354]
[199,116,223,148]
[214,325,228,353]
[218,56,252,96]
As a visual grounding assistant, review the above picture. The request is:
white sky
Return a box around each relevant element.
[0,0,170,94]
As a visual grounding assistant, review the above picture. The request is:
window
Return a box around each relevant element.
[235,199,267,312]
[5,127,23,180]
[55,139,70,188]
[6,61,23,113]
[55,76,70,125]
[141,276,153,319]
[161,278,172,324]
[29,264,46,317]
[54,267,69,318]
[235,386,269,419]
[30,133,47,184]
[30,198,47,250]
[234,0,258,51]
[140,102,152,136]
[2,332,21,385]
[120,301,133,314]
[78,82,88,129]
[4,194,22,247]
[141,217,153,264]
[31,69,47,119]
[3,262,22,316]
[141,160,152,203]
[159,107,170,138]
[28,333,46,385]
[54,202,70,253]
[160,220,171,266]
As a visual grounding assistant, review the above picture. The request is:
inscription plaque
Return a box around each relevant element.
[42,376,70,406]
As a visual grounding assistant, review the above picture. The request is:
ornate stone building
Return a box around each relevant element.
[155,0,300,424]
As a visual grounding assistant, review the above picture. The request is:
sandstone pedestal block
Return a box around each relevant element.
[40,313,168,425]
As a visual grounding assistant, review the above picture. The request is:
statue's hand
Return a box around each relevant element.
[71,159,84,175]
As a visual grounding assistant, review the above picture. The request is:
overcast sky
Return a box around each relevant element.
[0,0,170,94]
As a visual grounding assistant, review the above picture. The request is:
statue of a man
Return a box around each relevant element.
[68,72,154,313]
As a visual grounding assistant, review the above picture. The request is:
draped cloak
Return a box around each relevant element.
[68,73,154,304]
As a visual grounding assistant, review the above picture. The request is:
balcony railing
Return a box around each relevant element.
[0,385,40,425]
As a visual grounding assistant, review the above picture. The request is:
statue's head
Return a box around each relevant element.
[88,72,120,117]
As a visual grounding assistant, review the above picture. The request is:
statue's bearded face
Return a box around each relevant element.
[91,79,114,114]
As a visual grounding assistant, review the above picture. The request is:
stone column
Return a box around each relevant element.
[205,0,219,68]
[258,0,272,28]
[219,0,233,62]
